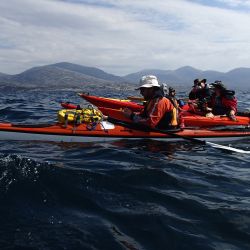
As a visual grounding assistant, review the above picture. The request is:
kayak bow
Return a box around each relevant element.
[78,93,143,111]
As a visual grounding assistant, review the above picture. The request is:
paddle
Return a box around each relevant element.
[237,111,250,117]
[107,117,203,143]
[127,96,144,102]
[106,117,250,154]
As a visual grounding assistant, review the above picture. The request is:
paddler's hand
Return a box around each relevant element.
[205,107,212,112]
[102,115,108,121]
[206,112,214,118]
[228,110,237,121]
[188,100,198,107]
[123,108,133,118]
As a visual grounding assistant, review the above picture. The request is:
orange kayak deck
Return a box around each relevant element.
[0,121,249,143]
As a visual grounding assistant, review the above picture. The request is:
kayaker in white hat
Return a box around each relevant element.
[123,75,178,129]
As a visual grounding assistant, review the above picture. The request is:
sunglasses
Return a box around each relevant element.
[140,88,147,92]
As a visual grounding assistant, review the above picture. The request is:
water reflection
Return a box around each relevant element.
[112,139,202,158]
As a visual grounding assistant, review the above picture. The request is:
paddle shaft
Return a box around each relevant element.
[237,111,250,117]
[107,117,206,145]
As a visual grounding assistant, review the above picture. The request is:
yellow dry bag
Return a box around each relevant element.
[58,108,103,124]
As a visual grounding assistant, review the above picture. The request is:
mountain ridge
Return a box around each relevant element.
[0,62,249,89]
[124,66,250,88]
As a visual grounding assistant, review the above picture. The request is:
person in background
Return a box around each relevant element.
[160,83,168,96]
[123,75,178,129]
[168,87,177,101]
[168,87,185,109]
[167,86,188,128]
[207,81,237,121]
[188,78,212,114]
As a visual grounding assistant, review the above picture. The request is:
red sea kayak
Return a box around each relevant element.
[0,121,249,143]
[98,107,250,128]
[63,93,250,127]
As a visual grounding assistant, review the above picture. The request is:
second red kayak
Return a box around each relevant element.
[61,93,250,127]
[98,107,250,128]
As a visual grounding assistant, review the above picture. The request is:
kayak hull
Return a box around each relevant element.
[0,131,248,143]
[181,113,249,127]
[0,122,249,143]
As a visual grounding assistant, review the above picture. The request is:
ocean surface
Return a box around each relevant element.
[0,85,250,250]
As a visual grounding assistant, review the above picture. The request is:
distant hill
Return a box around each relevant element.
[0,72,9,77]
[124,66,203,83]
[0,62,127,88]
[124,66,250,89]
[0,63,250,89]
[51,62,124,82]
[226,68,250,82]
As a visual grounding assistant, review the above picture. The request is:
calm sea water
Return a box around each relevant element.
[0,85,250,250]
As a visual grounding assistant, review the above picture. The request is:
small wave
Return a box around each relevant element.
[0,154,46,193]
[0,87,250,250]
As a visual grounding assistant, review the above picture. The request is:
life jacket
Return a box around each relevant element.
[156,108,178,129]
[132,89,179,129]
[144,97,178,129]
[163,95,179,127]
[210,92,237,115]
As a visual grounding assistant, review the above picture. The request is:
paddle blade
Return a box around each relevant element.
[206,142,250,154]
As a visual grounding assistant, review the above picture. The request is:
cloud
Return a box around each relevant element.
[186,0,250,9]
[217,0,250,8]
[0,0,250,75]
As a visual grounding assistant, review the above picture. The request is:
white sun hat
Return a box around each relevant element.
[136,75,160,89]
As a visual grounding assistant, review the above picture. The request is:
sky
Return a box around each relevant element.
[1,0,250,75]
